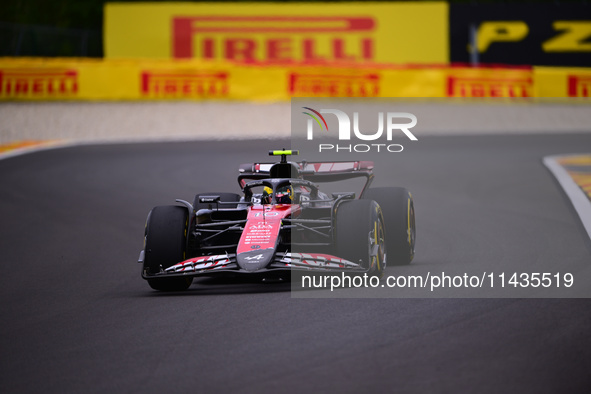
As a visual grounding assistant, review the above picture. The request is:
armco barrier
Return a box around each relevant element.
[0,58,589,100]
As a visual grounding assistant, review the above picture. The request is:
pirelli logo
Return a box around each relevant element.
[141,71,229,98]
[172,16,375,61]
[289,73,379,97]
[0,69,78,98]
[568,75,591,97]
[447,76,533,98]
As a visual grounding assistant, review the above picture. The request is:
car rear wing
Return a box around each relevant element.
[238,161,374,189]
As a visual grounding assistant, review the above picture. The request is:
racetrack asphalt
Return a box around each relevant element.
[1,135,590,393]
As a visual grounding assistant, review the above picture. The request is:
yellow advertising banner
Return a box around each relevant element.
[0,59,447,101]
[283,66,445,98]
[0,59,82,100]
[445,67,534,98]
[534,67,591,98]
[0,58,139,100]
[1,58,589,101]
[104,2,449,64]
[0,58,287,101]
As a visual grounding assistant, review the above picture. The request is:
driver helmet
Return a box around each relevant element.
[275,185,293,204]
[262,186,273,204]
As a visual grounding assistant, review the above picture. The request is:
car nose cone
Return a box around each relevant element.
[237,249,274,271]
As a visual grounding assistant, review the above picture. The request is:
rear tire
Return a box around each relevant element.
[143,205,193,291]
[363,187,415,265]
[335,199,386,278]
[193,192,241,213]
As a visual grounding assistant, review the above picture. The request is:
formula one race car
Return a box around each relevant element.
[138,150,416,291]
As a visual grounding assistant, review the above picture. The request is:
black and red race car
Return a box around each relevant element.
[138,150,416,291]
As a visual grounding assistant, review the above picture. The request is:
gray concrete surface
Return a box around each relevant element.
[1,101,590,144]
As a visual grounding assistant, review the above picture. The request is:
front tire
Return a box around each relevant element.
[363,187,415,265]
[335,199,386,278]
[143,205,193,291]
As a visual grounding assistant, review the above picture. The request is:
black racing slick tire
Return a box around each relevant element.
[143,205,193,291]
[335,199,386,278]
[363,187,415,265]
[192,192,241,213]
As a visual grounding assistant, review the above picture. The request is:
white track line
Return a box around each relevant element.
[543,154,591,241]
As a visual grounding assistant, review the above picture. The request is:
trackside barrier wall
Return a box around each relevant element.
[103,2,590,68]
[535,67,591,98]
[0,58,590,100]
[104,2,449,65]
[449,3,591,67]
